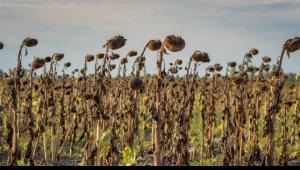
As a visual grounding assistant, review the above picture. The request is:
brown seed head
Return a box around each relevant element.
[0,42,3,49]
[285,37,300,53]
[147,40,162,51]
[129,77,143,90]
[44,56,51,63]
[23,37,38,47]
[32,58,45,70]
[245,52,252,59]
[233,76,244,85]
[175,59,183,65]
[128,50,138,57]
[168,67,178,74]
[109,64,116,70]
[262,56,271,63]
[250,48,259,55]
[105,35,126,50]
[164,35,185,52]
[208,66,215,72]
[64,62,71,68]
[85,54,95,62]
[96,53,105,59]
[192,51,210,62]
[121,58,128,64]
[228,61,237,67]
[53,53,64,61]
[214,64,223,72]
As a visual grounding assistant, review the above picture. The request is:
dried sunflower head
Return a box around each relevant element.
[32,58,45,70]
[23,37,38,47]
[53,53,64,61]
[215,73,221,78]
[285,37,300,54]
[109,64,116,70]
[168,67,178,74]
[250,48,259,55]
[128,50,138,57]
[64,62,71,68]
[96,53,105,59]
[214,63,223,72]
[192,51,210,63]
[262,56,271,63]
[228,61,237,68]
[129,77,143,90]
[208,66,215,72]
[85,54,94,62]
[120,58,128,64]
[164,35,185,52]
[244,52,252,59]
[44,56,52,63]
[147,40,162,51]
[175,59,183,65]
[104,35,126,50]
[232,76,244,85]
[0,42,3,49]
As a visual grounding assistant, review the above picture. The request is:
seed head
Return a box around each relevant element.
[250,48,259,55]
[208,66,215,72]
[228,61,237,67]
[53,53,64,61]
[175,59,183,65]
[121,58,128,64]
[168,67,178,74]
[192,51,210,62]
[0,42,3,49]
[285,37,300,54]
[85,54,95,62]
[23,37,38,47]
[128,50,138,57]
[245,52,252,59]
[233,76,244,85]
[64,62,71,68]
[32,58,45,70]
[44,56,52,63]
[164,35,185,52]
[96,53,105,59]
[129,77,143,90]
[214,64,223,72]
[109,64,116,70]
[215,73,221,78]
[147,40,162,51]
[104,35,126,50]
[262,56,271,63]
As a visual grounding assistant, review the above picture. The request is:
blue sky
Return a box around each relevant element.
[0,0,299,75]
